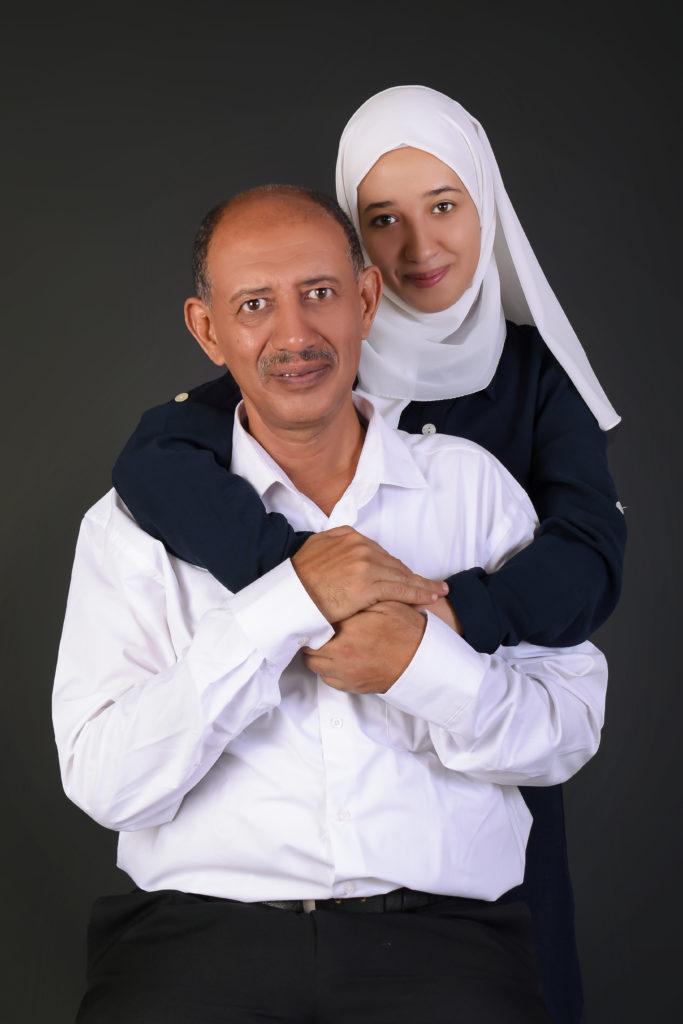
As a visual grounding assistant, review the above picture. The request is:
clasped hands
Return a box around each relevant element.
[291,527,461,694]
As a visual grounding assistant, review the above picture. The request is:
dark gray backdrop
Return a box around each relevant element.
[2,1,681,1020]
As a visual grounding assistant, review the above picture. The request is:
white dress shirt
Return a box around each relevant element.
[53,397,607,902]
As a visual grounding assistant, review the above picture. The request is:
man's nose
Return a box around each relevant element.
[403,220,436,263]
[270,299,318,350]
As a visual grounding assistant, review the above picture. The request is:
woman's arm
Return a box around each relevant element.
[442,335,627,653]
[112,372,311,592]
[113,339,626,655]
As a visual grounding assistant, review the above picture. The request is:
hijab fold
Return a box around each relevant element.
[335,85,620,430]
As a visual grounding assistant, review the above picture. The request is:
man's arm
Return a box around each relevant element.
[305,606,606,787]
[52,494,334,833]
[53,497,446,833]
[303,440,607,787]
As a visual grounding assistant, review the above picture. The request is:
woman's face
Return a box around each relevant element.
[357,147,481,313]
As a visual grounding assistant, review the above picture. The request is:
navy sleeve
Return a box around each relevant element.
[112,373,311,593]
[443,346,626,653]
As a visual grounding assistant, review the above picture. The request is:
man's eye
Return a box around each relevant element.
[306,287,333,301]
[433,201,455,214]
[240,297,267,313]
[370,213,396,228]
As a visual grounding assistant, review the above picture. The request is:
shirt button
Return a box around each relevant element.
[298,636,310,647]
[343,882,355,895]
[338,808,351,821]
[174,392,189,402]
[422,423,436,435]
[330,715,343,729]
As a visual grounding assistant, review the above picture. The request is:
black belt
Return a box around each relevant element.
[261,887,448,914]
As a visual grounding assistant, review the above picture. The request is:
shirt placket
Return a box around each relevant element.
[315,678,366,899]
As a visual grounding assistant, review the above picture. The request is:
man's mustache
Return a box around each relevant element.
[259,348,338,375]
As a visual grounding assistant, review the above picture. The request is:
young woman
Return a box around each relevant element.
[113,86,626,1022]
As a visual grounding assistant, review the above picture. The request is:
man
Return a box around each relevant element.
[53,186,606,1023]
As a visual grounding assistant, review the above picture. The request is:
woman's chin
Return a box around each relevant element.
[388,269,468,314]
[397,284,465,314]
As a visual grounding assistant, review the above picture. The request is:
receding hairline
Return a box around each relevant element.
[192,185,365,305]
[207,190,352,257]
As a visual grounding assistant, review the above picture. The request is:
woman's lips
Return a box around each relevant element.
[403,266,450,289]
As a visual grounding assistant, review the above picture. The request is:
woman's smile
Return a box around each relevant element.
[402,265,452,289]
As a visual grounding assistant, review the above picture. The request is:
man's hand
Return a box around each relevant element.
[292,526,447,623]
[303,601,427,693]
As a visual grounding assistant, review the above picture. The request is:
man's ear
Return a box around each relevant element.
[184,297,226,367]
[358,265,383,338]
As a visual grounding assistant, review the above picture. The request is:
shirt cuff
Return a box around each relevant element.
[381,610,489,729]
[229,558,334,665]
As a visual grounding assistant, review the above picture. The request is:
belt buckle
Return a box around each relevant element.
[302,899,316,913]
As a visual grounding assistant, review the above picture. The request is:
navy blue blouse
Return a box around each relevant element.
[113,322,626,654]
[111,322,625,1023]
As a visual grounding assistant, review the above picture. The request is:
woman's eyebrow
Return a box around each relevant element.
[361,200,393,214]
[424,185,463,198]
[362,185,463,215]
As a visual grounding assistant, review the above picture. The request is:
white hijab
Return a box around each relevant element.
[335,85,620,430]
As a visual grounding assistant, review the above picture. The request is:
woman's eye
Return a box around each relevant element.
[240,297,267,313]
[433,201,455,214]
[306,287,333,301]
[370,213,397,228]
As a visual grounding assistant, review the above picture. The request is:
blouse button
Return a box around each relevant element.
[422,423,437,435]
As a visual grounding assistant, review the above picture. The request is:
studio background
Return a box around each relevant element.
[2,2,680,1020]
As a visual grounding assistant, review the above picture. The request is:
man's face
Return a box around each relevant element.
[186,197,380,441]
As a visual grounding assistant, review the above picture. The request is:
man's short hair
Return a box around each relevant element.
[192,185,365,305]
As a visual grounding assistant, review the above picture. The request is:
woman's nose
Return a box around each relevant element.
[403,220,437,263]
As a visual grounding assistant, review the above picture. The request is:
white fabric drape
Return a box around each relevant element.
[335,85,620,430]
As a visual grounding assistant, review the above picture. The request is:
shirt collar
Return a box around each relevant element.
[230,395,428,509]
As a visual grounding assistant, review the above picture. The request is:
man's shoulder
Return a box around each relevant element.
[396,428,512,477]
[80,489,171,580]
[394,428,537,523]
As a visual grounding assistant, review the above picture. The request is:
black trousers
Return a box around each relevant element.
[75,889,552,1023]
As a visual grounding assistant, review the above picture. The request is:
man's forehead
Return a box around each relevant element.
[208,198,350,280]
[217,192,334,237]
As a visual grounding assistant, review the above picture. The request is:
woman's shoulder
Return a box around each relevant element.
[502,321,606,442]
[121,371,242,463]
[139,371,240,428]
[500,320,547,365]
[498,321,575,394]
